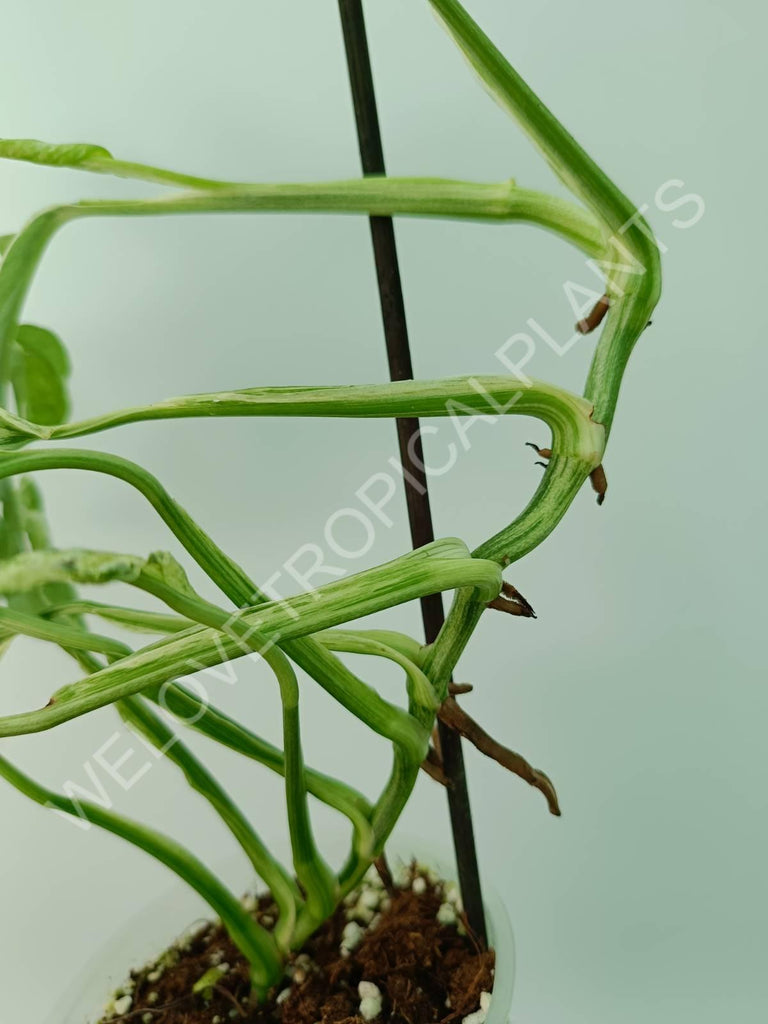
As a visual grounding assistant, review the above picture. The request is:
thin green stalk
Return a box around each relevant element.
[0,539,495,749]
[117,693,301,951]
[0,753,283,995]
[0,448,435,871]
[316,629,437,721]
[427,0,661,434]
[130,567,341,922]
[149,682,374,862]
[266,651,337,944]
[316,629,427,666]
[0,604,131,658]
[0,448,262,608]
[5,376,604,459]
[46,599,192,635]
[0,137,604,253]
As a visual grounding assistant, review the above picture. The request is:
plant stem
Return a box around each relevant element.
[0,753,283,995]
[117,693,301,951]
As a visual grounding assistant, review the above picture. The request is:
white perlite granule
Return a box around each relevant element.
[112,994,132,1016]
[340,919,364,956]
[462,990,493,1024]
[358,980,383,1021]
[436,901,457,925]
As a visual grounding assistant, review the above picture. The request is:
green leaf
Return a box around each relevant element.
[192,964,231,999]
[0,548,143,595]
[141,550,198,599]
[0,234,15,257]
[0,138,111,168]
[11,323,71,425]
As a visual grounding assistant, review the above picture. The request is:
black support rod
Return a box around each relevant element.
[337,0,487,943]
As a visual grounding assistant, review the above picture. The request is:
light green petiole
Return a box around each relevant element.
[427,0,662,435]
[1,375,604,463]
[0,752,283,996]
[148,681,375,868]
[117,693,301,952]
[0,538,498,742]
[315,629,437,721]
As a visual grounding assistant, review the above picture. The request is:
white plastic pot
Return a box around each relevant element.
[52,844,514,1024]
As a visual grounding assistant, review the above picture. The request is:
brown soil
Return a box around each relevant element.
[99,868,495,1024]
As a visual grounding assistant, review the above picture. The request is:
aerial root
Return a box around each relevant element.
[420,744,449,787]
[590,464,607,505]
[576,294,611,334]
[527,442,607,506]
[437,697,561,816]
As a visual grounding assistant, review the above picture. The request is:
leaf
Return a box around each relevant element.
[0,234,15,257]
[192,964,230,999]
[0,549,144,595]
[0,138,111,168]
[141,550,198,598]
[11,323,71,425]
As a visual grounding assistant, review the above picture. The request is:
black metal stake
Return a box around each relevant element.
[337,0,487,944]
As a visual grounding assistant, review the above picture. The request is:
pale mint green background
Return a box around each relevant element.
[0,1,765,1021]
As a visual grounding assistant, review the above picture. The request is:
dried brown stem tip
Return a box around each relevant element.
[576,294,611,334]
[420,744,449,787]
[590,464,608,505]
[374,853,395,893]
[525,441,552,460]
[449,682,474,696]
[438,697,561,816]
[487,580,536,618]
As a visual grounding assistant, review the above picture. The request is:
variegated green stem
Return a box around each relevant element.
[395,0,661,713]
[117,693,301,951]
[0,448,434,742]
[20,519,300,954]
[428,0,661,435]
[0,446,437,881]
[125,573,338,929]
[5,376,603,461]
[59,640,374,898]
[0,479,39,618]
[0,753,283,996]
[148,681,375,870]
[0,539,494,743]
[316,629,427,666]
[272,652,338,946]
[56,595,407,917]
[0,182,602,389]
[315,630,437,723]
[0,448,264,605]
[46,599,192,635]
[0,604,130,657]
[420,457,595,699]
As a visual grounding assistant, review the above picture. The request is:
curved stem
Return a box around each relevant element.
[316,629,437,721]
[0,753,282,995]
[427,0,662,436]
[46,599,192,635]
[132,571,338,925]
[0,604,130,658]
[0,540,489,745]
[117,693,301,951]
[9,376,602,458]
[150,681,374,861]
